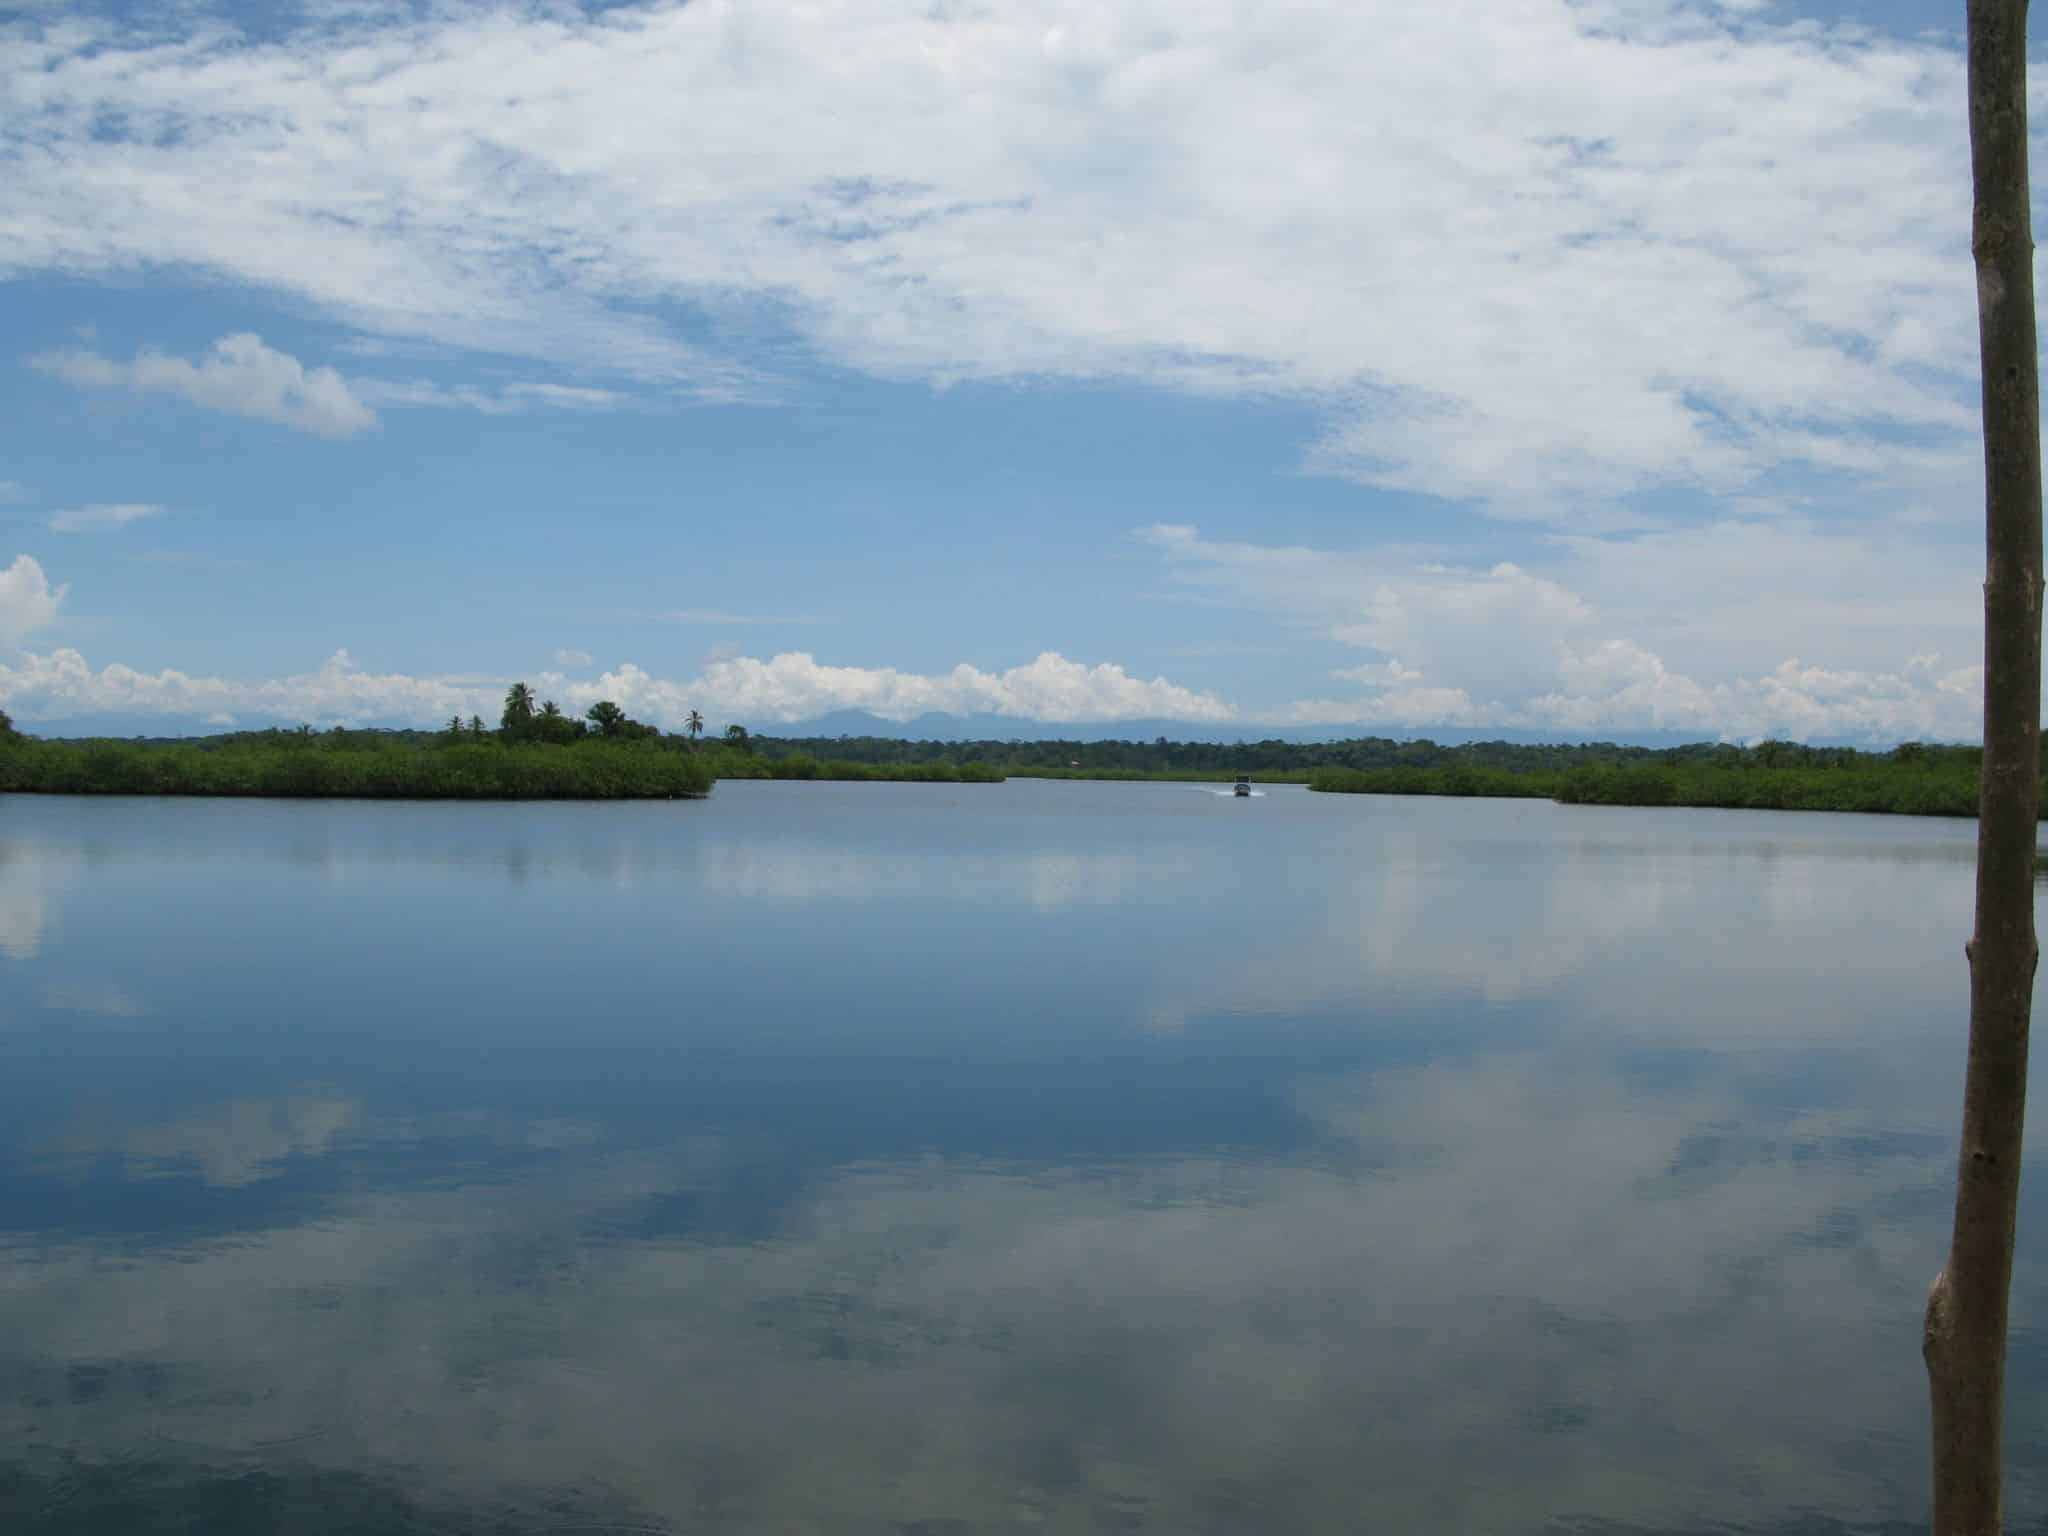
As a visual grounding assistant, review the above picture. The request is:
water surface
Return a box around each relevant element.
[0,781,2039,1533]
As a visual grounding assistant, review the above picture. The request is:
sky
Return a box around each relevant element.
[0,0,2018,742]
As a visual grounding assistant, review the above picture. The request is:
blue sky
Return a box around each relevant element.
[0,0,2013,740]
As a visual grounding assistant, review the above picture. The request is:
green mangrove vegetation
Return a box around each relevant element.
[711,753,1004,783]
[738,730,1331,780]
[743,727,2009,818]
[1,697,2023,815]
[0,690,1006,798]
[0,731,715,800]
[735,730,1679,785]
[1305,765,1554,800]
[0,686,715,800]
[1311,740,1996,817]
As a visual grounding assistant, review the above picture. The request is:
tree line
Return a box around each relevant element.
[733,726,2048,817]
[745,727,2005,779]
[8,700,2037,812]
[469,683,748,749]
[0,693,1003,795]
[0,687,719,799]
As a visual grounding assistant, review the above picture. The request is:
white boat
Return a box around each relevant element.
[1233,775,1251,797]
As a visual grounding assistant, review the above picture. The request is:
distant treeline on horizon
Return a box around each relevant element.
[0,705,2026,815]
[743,729,2024,817]
[738,729,1978,773]
[0,694,1003,797]
[0,707,1983,768]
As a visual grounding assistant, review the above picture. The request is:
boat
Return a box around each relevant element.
[1233,774,1251,797]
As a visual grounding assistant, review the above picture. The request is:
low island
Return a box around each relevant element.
[718,728,2022,819]
[0,686,1003,800]
[0,696,2030,818]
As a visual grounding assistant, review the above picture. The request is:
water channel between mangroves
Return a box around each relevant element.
[2,779,2045,1534]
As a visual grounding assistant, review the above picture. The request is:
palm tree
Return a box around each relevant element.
[586,700,627,738]
[502,682,536,733]
[539,701,563,722]
[686,710,704,744]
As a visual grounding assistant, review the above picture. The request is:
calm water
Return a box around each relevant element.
[0,780,2042,1534]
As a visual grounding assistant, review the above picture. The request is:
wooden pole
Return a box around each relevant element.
[1926,4,2043,1532]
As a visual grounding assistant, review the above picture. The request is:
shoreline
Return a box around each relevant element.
[1,771,2006,820]
[0,731,2018,818]
[1307,764,1990,819]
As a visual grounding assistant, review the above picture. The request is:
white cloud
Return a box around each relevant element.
[29,334,376,439]
[0,554,65,646]
[0,613,1983,740]
[0,647,483,727]
[579,651,1234,725]
[1520,644,1985,742]
[47,501,163,533]
[553,649,593,669]
[508,382,625,409]
[0,646,1233,728]
[0,0,1981,511]
[1142,522,1607,699]
[353,378,631,415]
[1144,521,1990,741]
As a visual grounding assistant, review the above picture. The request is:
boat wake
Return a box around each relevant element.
[1199,787,1267,798]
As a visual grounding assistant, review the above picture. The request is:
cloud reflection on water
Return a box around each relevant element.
[0,788,2021,1534]
[695,839,1188,912]
[39,982,147,1020]
[0,839,74,963]
[1144,808,1979,1051]
[0,1055,1976,1534]
[39,1096,361,1188]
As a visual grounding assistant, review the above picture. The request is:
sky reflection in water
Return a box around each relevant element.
[0,782,2034,1534]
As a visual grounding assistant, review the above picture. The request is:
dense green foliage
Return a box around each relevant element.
[0,683,1006,797]
[0,729,714,799]
[747,731,1348,777]
[759,728,2010,817]
[1550,763,1983,816]
[493,683,665,744]
[0,679,708,799]
[0,731,1002,797]
[703,749,1003,783]
[1306,765,1556,800]
[1310,737,2001,817]
[748,730,1903,781]
[9,703,2012,812]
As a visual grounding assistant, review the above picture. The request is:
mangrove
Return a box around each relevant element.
[0,688,1006,798]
